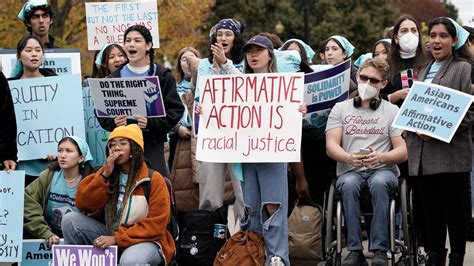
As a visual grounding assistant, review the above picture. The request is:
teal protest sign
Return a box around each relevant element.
[0,171,25,263]
[8,75,86,160]
[21,239,64,266]
[392,81,473,143]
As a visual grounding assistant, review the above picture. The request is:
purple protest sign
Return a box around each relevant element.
[52,245,117,266]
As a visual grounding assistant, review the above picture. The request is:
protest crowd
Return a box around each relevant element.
[1,0,474,266]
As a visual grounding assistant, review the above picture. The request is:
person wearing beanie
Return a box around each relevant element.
[193,18,246,221]
[61,124,175,265]
[23,136,94,247]
[18,0,58,48]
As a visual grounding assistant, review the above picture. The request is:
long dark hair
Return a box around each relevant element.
[174,47,200,83]
[47,137,94,177]
[124,25,155,76]
[372,40,391,58]
[428,17,471,62]
[105,140,144,231]
[95,44,127,78]
[207,34,245,64]
[389,15,428,81]
[16,35,45,59]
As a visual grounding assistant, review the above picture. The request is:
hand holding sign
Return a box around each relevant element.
[2,160,17,171]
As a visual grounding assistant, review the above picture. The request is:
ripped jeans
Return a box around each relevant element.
[241,163,289,266]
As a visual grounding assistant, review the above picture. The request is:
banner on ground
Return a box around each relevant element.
[196,73,304,162]
[89,77,166,118]
[303,59,351,129]
[8,75,85,160]
[52,245,117,266]
[21,239,64,266]
[0,171,25,263]
[82,86,109,170]
[85,1,159,50]
[392,81,473,143]
[0,49,81,78]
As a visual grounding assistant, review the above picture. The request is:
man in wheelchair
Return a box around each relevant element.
[325,58,407,266]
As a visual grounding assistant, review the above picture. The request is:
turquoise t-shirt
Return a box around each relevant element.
[424,61,443,83]
[44,170,80,236]
[105,172,128,229]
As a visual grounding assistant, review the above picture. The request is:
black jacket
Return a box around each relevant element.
[98,64,184,171]
[0,71,17,164]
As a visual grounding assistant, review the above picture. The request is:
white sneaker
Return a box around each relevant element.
[270,256,285,266]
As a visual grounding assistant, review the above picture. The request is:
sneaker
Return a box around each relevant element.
[372,250,388,266]
[342,251,368,266]
[417,247,428,264]
[269,256,285,266]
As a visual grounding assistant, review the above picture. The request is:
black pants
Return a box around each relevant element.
[415,172,469,254]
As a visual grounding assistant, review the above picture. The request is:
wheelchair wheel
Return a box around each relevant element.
[400,178,416,266]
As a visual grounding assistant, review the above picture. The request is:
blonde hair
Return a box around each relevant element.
[359,58,390,81]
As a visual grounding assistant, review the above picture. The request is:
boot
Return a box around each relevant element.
[427,249,447,266]
[448,253,464,266]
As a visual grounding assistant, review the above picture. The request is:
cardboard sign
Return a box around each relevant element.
[303,59,351,129]
[89,77,166,118]
[8,75,86,160]
[85,1,159,50]
[196,73,304,162]
[392,81,473,143]
[21,239,64,266]
[0,48,81,78]
[0,171,25,262]
[52,245,117,266]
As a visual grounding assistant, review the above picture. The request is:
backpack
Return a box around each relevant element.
[288,200,323,265]
[176,206,229,266]
[214,230,265,266]
[143,168,179,241]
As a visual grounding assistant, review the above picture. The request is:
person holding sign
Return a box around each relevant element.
[98,25,183,177]
[0,71,17,171]
[195,18,246,219]
[61,124,174,265]
[23,136,93,247]
[8,35,58,186]
[18,0,58,49]
[405,18,473,266]
[211,35,307,266]
[326,58,407,266]
[323,35,358,97]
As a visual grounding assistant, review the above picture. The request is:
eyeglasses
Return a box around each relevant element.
[359,74,384,85]
[107,140,129,150]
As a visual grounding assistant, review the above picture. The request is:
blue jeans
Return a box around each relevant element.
[336,168,398,251]
[61,212,164,265]
[240,163,289,266]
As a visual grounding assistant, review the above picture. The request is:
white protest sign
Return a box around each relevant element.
[0,171,25,263]
[392,81,473,143]
[89,76,166,118]
[196,73,304,162]
[85,1,159,50]
[8,75,85,160]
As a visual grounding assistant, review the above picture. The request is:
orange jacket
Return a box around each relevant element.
[76,163,175,264]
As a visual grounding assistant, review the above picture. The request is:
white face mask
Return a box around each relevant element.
[398,32,419,53]
[357,83,378,101]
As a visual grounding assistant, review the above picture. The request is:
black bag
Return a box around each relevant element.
[143,169,179,240]
[176,206,228,266]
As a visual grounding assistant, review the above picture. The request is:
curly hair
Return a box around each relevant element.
[359,58,391,81]
[24,5,55,34]
[124,25,155,76]
[207,33,245,64]
[104,139,144,231]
